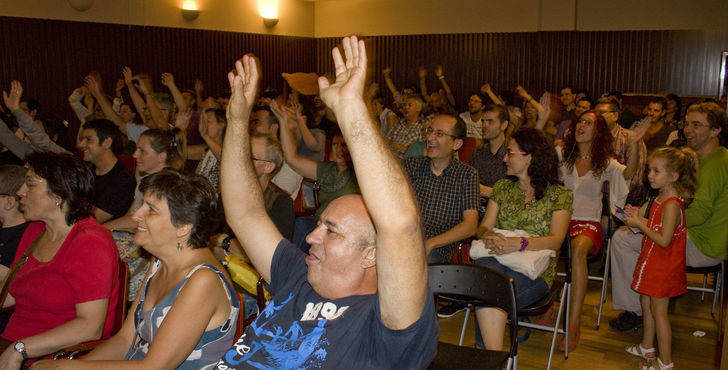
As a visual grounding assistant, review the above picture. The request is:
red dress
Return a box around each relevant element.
[632,197,687,298]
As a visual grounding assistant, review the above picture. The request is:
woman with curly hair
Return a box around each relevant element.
[474,127,573,351]
[556,110,636,352]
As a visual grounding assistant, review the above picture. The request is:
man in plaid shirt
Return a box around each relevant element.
[403,114,479,264]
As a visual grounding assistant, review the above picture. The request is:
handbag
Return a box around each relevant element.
[0,232,42,309]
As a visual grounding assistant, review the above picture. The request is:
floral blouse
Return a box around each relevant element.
[491,179,573,285]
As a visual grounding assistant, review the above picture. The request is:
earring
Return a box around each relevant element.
[55,201,60,207]
[177,241,182,251]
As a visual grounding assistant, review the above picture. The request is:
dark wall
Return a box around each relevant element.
[0,16,316,123]
[317,30,728,109]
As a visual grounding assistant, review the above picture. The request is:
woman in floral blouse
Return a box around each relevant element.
[473,128,573,351]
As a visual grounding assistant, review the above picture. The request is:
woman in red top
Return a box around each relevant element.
[0,152,120,369]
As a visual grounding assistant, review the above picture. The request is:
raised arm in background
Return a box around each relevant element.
[516,85,550,131]
[418,67,429,102]
[270,100,317,180]
[68,87,91,125]
[0,116,33,159]
[136,76,168,130]
[319,36,427,330]
[3,81,68,154]
[434,65,456,107]
[85,75,127,135]
[123,67,150,127]
[221,54,280,283]
[480,83,505,106]
[288,93,324,153]
[161,73,188,113]
[382,67,404,106]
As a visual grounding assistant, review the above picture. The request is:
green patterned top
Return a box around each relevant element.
[491,179,573,286]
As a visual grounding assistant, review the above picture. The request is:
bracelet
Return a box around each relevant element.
[221,235,233,252]
[519,237,528,252]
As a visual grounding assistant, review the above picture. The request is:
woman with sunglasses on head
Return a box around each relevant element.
[473,128,573,351]
[556,110,636,352]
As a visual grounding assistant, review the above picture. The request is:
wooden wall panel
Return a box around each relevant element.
[0,16,316,123]
[317,30,728,109]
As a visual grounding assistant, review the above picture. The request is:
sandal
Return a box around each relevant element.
[626,343,656,359]
[558,326,579,352]
[644,357,674,370]
[533,306,555,326]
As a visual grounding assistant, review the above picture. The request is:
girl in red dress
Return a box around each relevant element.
[623,147,698,370]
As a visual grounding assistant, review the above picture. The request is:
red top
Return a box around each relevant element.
[2,217,120,341]
[632,197,687,298]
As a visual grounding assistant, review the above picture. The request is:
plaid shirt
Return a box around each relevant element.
[469,141,508,187]
[387,118,426,156]
[404,156,479,246]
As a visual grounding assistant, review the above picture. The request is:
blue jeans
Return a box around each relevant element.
[473,256,550,347]
[292,216,318,253]
[427,245,455,264]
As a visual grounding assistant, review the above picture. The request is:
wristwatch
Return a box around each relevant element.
[13,341,28,360]
[221,235,233,253]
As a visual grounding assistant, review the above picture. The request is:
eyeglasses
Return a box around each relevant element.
[425,127,456,139]
[684,121,711,130]
[596,110,616,115]
[251,156,272,163]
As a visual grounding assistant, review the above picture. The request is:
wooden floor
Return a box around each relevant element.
[437,272,723,369]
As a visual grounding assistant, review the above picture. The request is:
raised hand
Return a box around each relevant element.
[318,35,367,113]
[194,79,204,94]
[161,73,175,87]
[197,109,208,137]
[122,67,133,84]
[480,83,492,94]
[226,54,260,124]
[69,87,84,103]
[382,66,392,77]
[115,79,125,93]
[2,80,23,111]
[418,66,427,79]
[175,108,193,130]
[84,75,102,96]
[515,85,530,99]
[435,65,444,78]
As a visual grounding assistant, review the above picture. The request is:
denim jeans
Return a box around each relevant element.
[427,245,455,264]
[473,256,550,347]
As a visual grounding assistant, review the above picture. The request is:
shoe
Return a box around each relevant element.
[626,343,656,359]
[558,326,579,352]
[609,311,643,333]
[643,358,674,370]
[533,306,555,326]
[437,302,467,318]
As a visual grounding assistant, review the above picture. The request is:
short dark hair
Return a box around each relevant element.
[253,106,279,126]
[559,84,575,93]
[607,90,623,100]
[483,104,509,124]
[687,102,727,133]
[25,152,94,225]
[648,97,667,111]
[0,165,26,199]
[22,99,40,113]
[139,169,220,249]
[469,92,486,104]
[594,97,619,112]
[576,97,593,107]
[83,119,123,155]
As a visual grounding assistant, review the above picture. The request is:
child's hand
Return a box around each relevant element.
[623,214,647,229]
[624,204,640,216]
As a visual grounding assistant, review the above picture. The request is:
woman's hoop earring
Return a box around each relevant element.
[177,241,182,251]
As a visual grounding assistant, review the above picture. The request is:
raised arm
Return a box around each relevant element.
[68,87,91,124]
[289,94,323,153]
[85,75,126,134]
[270,100,317,180]
[123,67,150,127]
[435,65,456,107]
[221,55,280,283]
[480,83,505,106]
[0,116,33,159]
[319,36,426,330]
[161,73,188,113]
[382,67,403,106]
[137,77,168,130]
[418,67,429,102]
[3,81,68,154]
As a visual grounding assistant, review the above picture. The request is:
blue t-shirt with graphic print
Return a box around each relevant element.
[216,239,438,369]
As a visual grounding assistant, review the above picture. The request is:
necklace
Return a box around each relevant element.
[577,153,591,160]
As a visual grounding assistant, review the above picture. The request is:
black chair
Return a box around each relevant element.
[428,264,517,370]
[593,180,616,329]
[519,238,571,370]
[686,261,725,341]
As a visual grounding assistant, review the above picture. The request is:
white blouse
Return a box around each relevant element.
[556,147,629,222]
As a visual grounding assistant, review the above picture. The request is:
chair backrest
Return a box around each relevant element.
[428,264,518,357]
[457,137,478,164]
[114,261,130,333]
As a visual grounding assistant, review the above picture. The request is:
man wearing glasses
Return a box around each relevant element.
[594,97,646,185]
[403,114,479,266]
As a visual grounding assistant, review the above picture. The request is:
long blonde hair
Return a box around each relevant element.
[649,146,698,207]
